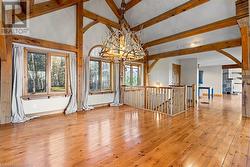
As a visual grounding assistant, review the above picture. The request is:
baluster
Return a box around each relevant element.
[150,88,152,110]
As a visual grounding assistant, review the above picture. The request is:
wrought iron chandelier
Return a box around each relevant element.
[100,0,145,61]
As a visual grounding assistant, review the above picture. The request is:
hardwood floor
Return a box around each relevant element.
[0,95,249,167]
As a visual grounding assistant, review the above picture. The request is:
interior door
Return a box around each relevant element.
[172,64,181,85]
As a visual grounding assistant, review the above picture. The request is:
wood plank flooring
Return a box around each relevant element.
[0,95,249,167]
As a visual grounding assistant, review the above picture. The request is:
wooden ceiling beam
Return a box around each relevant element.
[11,35,78,53]
[125,0,142,11]
[105,0,121,19]
[8,0,89,21]
[131,0,209,31]
[148,59,159,73]
[83,9,120,29]
[149,38,242,60]
[144,16,238,48]
[236,0,249,20]
[217,49,242,67]
[83,21,98,34]
[55,0,73,5]
[222,64,242,69]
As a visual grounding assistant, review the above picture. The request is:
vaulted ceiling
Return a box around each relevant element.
[111,0,241,66]
[5,0,243,66]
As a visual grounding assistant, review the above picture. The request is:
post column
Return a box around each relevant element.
[76,1,84,110]
[236,0,249,117]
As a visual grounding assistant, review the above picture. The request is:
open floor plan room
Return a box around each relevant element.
[0,0,249,166]
[0,96,248,167]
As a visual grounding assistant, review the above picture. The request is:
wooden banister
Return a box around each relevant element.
[121,85,193,116]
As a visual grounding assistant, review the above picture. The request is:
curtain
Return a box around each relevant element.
[82,56,94,110]
[11,44,30,123]
[111,60,122,106]
[65,53,77,114]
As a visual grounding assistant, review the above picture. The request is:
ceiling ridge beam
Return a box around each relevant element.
[149,38,242,60]
[83,9,120,29]
[125,0,142,11]
[131,0,209,31]
[144,16,238,48]
[105,0,121,19]
[216,49,242,67]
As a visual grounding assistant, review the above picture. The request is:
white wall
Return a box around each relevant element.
[19,1,118,115]
[17,7,76,115]
[23,97,70,115]
[16,6,76,46]
[83,1,117,106]
[148,57,179,86]
[179,58,198,86]
[179,58,198,101]
[199,66,223,95]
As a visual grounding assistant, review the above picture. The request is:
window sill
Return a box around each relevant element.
[22,93,71,100]
[89,91,114,95]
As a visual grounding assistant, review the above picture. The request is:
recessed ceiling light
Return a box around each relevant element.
[190,41,200,47]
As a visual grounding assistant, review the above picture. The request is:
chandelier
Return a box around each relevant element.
[100,1,145,61]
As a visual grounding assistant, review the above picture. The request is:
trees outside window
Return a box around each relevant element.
[27,52,47,94]
[24,49,69,97]
[51,56,66,92]
[124,64,142,86]
[89,58,112,93]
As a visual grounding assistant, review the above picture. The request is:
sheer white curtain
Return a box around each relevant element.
[111,60,122,106]
[11,44,30,123]
[65,53,77,114]
[82,56,94,110]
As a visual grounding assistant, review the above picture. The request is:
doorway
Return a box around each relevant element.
[172,64,181,85]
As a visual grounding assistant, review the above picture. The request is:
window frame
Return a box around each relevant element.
[23,48,70,99]
[89,57,113,94]
[124,63,142,86]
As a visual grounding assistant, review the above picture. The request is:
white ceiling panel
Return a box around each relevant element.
[85,0,118,23]
[125,0,189,27]
[130,0,236,43]
[93,0,241,67]
[147,25,240,55]
[175,47,242,67]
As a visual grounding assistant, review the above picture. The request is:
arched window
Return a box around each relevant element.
[88,46,113,93]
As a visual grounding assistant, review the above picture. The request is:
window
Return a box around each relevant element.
[199,70,204,84]
[24,49,69,97]
[51,56,67,92]
[27,52,47,94]
[89,58,112,93]
[124,64,141,86]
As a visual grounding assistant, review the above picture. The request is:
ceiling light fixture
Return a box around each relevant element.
[100,0,145,61]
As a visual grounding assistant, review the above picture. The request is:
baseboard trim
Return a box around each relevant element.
[92,103,111,108]
[26,110,64,118]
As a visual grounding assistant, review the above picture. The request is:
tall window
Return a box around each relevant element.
[89,58,112,93]
[124,64,141,86]
[199,70,204,84]
[51,56,67,92]
[24,49,69,97]
[27,52,47,94]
